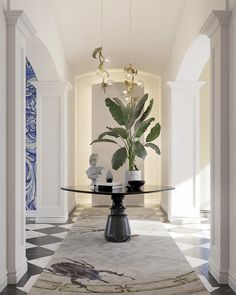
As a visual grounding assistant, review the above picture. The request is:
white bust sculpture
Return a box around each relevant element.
[86,153,104,185]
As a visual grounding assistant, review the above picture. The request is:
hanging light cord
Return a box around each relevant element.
[101,0,103,47]
[129,0,133,64]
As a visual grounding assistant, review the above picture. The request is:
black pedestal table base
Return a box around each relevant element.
[61,185,174,243]
[104,194,131,242]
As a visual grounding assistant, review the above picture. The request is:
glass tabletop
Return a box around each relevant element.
[61,185,174,196]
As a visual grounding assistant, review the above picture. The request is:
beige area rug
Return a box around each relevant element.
[29,208,209,294]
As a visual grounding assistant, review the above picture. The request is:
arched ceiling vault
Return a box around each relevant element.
[49,0,186,76]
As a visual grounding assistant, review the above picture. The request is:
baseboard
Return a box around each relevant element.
[35,205,75,223]
[25,210,37,217]
[200,209,210,218]
[208,260,228,284]
[35,216,68,223]
[168,216,201,224]
[36,207,68,223]
[68,205,76,215]
[7,260,27,284]
[229,271,236,292]
[0,271,7,292]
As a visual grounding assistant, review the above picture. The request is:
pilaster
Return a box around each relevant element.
[165,81,205,224]
[200,10,231,284]
[5,10,36,284]
[32,81,72,223]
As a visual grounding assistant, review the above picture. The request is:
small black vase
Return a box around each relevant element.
[106,169,113,183]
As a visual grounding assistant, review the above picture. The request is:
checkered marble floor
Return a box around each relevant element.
[1,206,235,294]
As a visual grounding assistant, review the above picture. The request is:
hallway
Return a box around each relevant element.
[1,0,236,293]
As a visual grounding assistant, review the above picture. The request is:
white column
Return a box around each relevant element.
[165,81,205,224]
[32,81,72,223]
[5,11,36,284]
[200,11,231,284]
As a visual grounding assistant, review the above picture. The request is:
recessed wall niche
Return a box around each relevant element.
[92,82,144,206]
[75,71,161,207]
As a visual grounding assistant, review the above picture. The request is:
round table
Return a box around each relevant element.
[61,185,174,243]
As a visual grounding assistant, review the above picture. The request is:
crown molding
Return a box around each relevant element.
[166,81,206,94]
[31,81,73,96]
[200,10,231,37]
[4,10,36,38]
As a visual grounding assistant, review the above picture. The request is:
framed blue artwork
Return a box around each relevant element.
[26,58,37,210]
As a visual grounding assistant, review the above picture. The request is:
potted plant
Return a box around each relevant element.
[91,93,161,184]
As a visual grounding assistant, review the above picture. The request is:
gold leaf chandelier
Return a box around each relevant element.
[92,0,144,99]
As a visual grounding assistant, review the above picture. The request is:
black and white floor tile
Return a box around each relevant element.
[162,219,235,295]
[1,206,235,294]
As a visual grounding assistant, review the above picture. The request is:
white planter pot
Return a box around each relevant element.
[125,170,142,186]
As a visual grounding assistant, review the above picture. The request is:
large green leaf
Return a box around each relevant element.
[134,94,149,119]
[112,147,127,170]
[98,131,119,139]
[112,97,128,123]
[134,142,147,159]
[126,100,135,129]
[145,143,161,155]
[107,127,128,139]
[90,138,118,145]
[127,94,148,129]
[146,123,161,142]
[134,99,154,131]
[140,98,154,121]
[135,118,155,138]
[105,98,127,126]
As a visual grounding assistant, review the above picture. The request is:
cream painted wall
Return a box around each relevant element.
[0,1,7,291]
[75,74,93,205]
[199,60,210,211]
[67,88,76,212]
[75,71,161,206]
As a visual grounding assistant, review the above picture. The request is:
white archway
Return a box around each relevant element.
[176,34,210,81]
[165,10,231,286]
[177,34,211,217]
[5,10,64,285]
[163,34,210,224]
[26,34,60,81]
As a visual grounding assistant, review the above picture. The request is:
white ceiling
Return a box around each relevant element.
[50,0,186,76]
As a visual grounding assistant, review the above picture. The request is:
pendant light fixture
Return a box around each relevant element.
[92,0,113,93]
[92,0,144,97]
[123,0,144,101]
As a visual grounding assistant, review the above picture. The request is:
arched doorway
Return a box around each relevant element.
[4,11,61,284]
[163,9,231,287]
[161,34,210,224]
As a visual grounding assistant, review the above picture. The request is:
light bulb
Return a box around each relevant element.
[126,73,133,79]
[96,69,102,77]
[123,90,128,95]
[105,56,111,64]
[124,96,131,101]
[96,69,109,79]
[136,80,144,88]
[107,79,114,86]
